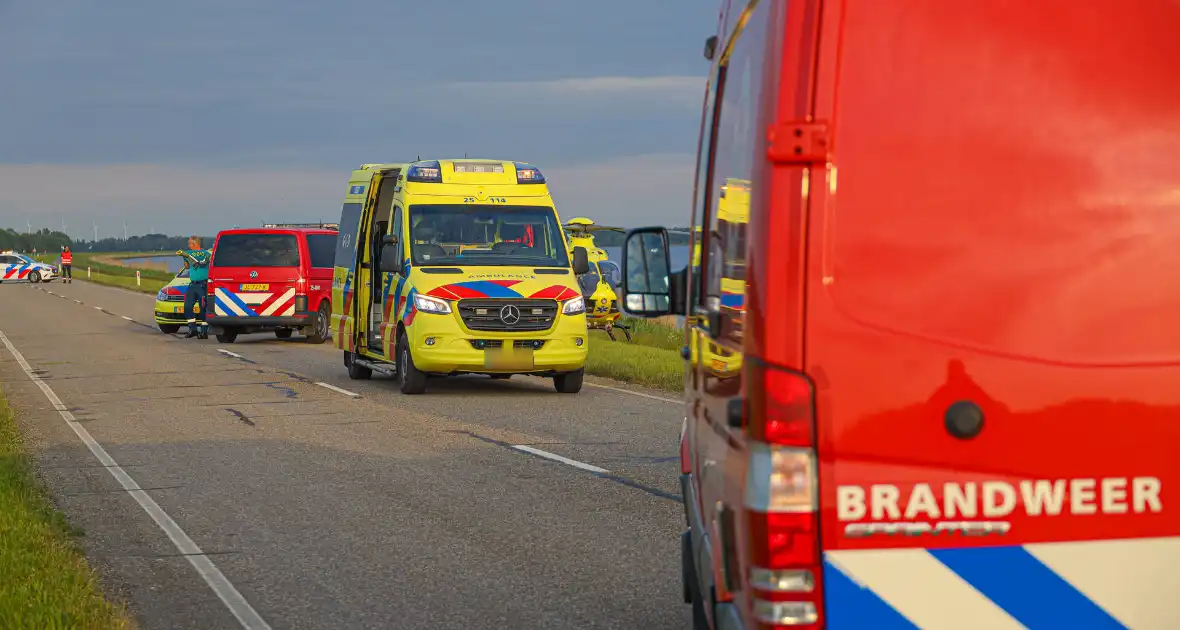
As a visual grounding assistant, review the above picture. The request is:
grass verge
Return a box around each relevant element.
[34,254,169,295]
[0,387,134,629]
[584,330,684,392]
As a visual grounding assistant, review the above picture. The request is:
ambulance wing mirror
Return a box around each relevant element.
[382,234,398,246]
[572,246,590,275]
[620,227,679,317]
[379,244,401,273]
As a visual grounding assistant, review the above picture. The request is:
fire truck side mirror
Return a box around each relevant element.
[620,227,680,317]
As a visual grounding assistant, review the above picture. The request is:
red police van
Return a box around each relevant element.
[206,223,338,344]
[622,1,1178,628]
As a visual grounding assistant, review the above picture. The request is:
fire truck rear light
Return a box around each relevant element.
[750,567,814,592]
[747,361,814,446]
[768,447,815,512]
[752,598,818,626]
[747,511,819,567]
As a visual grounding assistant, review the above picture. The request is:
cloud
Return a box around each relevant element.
[437,76,705,108]
[0,153,695,236]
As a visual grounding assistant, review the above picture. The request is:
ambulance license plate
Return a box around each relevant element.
[483,346,534,370]
[240,283,269,291]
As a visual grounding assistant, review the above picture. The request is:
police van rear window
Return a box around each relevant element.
[213,234,300,267]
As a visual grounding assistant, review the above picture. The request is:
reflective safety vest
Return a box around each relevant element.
[61,251,72,265]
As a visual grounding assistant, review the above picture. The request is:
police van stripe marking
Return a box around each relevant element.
[929,545,1127,629]
[823,558,919,629]
[825,548,1025,629]
[1024,537,1180,629]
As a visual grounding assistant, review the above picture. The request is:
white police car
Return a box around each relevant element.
[0,251,58,284]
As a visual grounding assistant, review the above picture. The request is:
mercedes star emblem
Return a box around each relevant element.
[499,304,521,325]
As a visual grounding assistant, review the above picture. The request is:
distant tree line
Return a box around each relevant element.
[0,228,71,253]
[0,228,211,253]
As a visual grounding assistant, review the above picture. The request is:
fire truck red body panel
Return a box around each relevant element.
[680,1,1180,628]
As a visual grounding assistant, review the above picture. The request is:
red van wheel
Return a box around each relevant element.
[305,302,331,344]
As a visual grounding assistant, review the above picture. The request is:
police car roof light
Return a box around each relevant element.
[406,161,443,183]
[514,162,546,184]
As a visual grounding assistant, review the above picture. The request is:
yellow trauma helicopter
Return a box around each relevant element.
[563,217,633,342]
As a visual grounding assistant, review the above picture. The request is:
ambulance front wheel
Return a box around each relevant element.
[553,368,584,394]
[158,324,181,334]
[397,333,427,395]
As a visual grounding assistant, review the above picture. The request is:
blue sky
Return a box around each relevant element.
[0,0,718,238]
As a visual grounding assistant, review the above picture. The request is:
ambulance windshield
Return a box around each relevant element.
[408,205,571,268]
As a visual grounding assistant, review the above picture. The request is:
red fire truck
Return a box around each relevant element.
[622,1,1178,628]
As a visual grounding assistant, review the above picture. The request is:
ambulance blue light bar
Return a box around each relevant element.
[406,161,443,183]
[514,162,546,184]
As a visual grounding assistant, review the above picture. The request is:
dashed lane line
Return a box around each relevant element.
[510,445,610,474]
[314,382,361,398]
[0,329,271,630]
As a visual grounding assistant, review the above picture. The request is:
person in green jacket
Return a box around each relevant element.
[177,236,212,339]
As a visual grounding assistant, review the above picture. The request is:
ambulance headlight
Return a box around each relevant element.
[156,289,168,301]
[562,296,585,315]
[414,293,452,314]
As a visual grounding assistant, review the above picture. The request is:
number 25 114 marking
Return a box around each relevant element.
[463,197,506,203]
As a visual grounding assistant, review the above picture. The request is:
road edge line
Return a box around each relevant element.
[510,445,610,473]
[584,381,681,405]
[0,329,272,630]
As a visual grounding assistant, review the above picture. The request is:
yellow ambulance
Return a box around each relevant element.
[331,159,591,394]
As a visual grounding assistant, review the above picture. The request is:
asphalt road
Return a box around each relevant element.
[0,279,690,630]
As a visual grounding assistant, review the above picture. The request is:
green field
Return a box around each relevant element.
[0,387,133,629]
[40,254,689,392]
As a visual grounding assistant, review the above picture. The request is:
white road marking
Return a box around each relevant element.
[0,330,271,630]
[314,382,360,398]
[74,300,83,304]
[218,349,245,360]
[94,306,104,311]
[121,316,134,321]
[585,381,681,405]
[511,445,609,474]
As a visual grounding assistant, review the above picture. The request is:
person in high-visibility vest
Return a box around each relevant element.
[60,246,73,283]
[177,236,212,339]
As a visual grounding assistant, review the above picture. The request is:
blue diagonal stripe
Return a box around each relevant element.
[930,546,1127,629]
[456,280,523,298]
[220,289,256,316]
[382,273,394,302]
[214,295,234,316]
[824,559,919,629]
[402,288,417,319]
[393,275,406,309]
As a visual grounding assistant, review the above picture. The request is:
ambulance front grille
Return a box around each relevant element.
[457,299,558,332]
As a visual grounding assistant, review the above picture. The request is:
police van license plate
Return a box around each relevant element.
[483,345,533,370]
[240,283,269,291]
